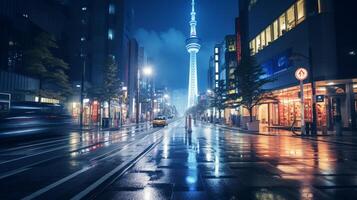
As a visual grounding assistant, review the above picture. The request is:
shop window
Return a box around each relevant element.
[287,5,296,30]
[260,31,266,48]
[266,26,272,45]
[297,0,305,23]
[279,13,286,36]
[273,20,279,40]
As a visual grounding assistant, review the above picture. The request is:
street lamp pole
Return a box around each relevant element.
[136,68,140,124]
[80,55,86,129]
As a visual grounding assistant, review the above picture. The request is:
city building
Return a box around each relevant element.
[127,39,139,121]
[240,0,357,130]
[66,0,133,125]
[186,0,200,108]
[0,0,67,103]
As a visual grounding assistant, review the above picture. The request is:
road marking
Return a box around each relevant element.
[0,126,148,166]
[22,129,165,200]
[0,168,31,180]
[22,166,92,200]
[71,136,164,200]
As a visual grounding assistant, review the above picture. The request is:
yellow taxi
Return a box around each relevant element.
[153,116,167,127]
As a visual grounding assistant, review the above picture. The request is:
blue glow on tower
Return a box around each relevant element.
[187,0,201,109]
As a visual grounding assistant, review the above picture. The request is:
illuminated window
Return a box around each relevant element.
[215,74,219,80]
[273,20,279,41]
[215,48,219,54]
[215,55,219,61]
[109,4,115,14]
[260,31,266,48]
[215,63,219,73]
[287,5,296,30]
[266,26,272,45]
[250,41,254,55]
[256,35,261,51]
[318,0,322,13]
[252,39,256,54]
[279,13,286,35]
[297,0,305,23]
[108,29,114,40]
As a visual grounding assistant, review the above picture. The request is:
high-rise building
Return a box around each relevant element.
[66,0,132,87]
[186,0,200,109]
[0,0,67,102]
[240,0,357,130]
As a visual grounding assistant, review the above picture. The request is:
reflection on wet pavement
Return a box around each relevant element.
[99,121,357,200]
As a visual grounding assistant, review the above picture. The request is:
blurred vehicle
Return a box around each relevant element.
[152,116,167,127]
[0,102,72,138]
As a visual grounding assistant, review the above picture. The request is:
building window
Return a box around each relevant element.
[215,62,219,73]
[287,5,296,30]
[249,0,306,55]
[108,29,114,40]
[215,74,219,81]
[215,48,219,54]
[260,31,266,48]
[215,55,219,61]
[279,13,286,36]
[266,26,272,45]
[109,4,115,14]
[297,0,305,23]
[249,41,254,55]
[256,35,261,51]
[273,20,279,41]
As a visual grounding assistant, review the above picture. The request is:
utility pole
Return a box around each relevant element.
[136,68,140,124]
[80,55,86,129]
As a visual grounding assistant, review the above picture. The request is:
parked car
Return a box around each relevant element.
[0,102,72,138]
[152,116,167,127]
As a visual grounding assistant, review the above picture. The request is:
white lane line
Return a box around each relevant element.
[71,137,164,200]
[22,127,164,200]
[0,126,148,166]
[22,166,92,200]
[0,168,31,180]
[0,146,68,165]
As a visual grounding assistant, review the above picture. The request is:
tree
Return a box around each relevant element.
[236,55,275,122]
[210,80,226,120]
[102,55,121,119]
[23,32,71,101]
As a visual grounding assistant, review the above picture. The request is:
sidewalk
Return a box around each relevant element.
[202,121,357,147]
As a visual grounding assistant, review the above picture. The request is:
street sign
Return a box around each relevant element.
[295,68,308,81]
[316,95,325,102]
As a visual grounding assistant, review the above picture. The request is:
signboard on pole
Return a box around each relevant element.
[295,68,308,135]
[295,68,308,81]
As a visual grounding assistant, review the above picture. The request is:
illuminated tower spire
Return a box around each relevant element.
[186,0,200,109]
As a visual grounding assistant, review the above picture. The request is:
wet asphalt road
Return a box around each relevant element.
[1,120,357,199]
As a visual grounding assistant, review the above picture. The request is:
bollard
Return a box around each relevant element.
[185,116,188,130]
[188,115,192,133]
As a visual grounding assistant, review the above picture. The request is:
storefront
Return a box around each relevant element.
[256,80,357,130]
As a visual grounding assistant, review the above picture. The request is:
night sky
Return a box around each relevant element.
[131,0,238,92]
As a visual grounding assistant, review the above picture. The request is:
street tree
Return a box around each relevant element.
[236,55,275,122]
[23,31,71,101]
[102,55,121,119]
[211,80,226,120]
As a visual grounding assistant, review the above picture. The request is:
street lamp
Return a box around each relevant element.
[143,66,153,76]
[137,66,154,124]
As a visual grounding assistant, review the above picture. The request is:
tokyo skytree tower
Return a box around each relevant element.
[186,0,201,109]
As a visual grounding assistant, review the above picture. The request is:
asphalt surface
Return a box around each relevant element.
[1,120,357,199]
